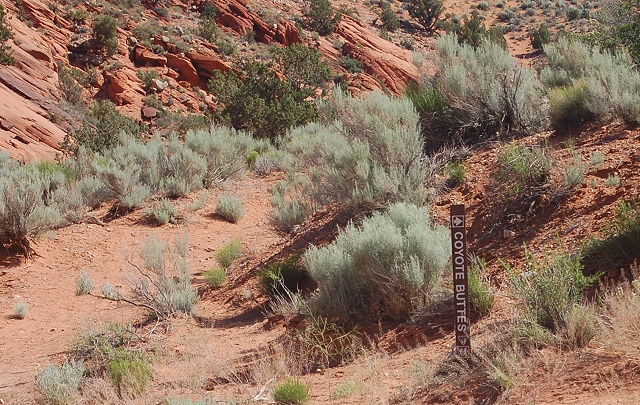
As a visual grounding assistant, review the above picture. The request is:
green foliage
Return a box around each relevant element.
[215,238,242,269]
[508,250,598,334]
[443,11,507,49]
[379,1,401,32]
[215,195,245,223]
[303,0,341,36]
[404,0,443,33]
[497,144,552,195]
[75,270,94,295]
[275,91,429,227]
[208,62,318,140]
[92,15,118,56]
[274,43,331,92]
[13,302,29,319]
[426,35,546,146]
[145,198,177,225]
[584,200,640,273]
[58,65,85,106]
[542,38,640,125]
[137,69,159,93]
[63,100,145,154]
[0,5,15,65]
[468,256,495,317]
[203,267,225,287]
[259,256,307,297]
[0,160,63,256]
[339,56,364,73]
[304,203,451,321]
[444,161,465,187]
[531,23,551,50]
[549,81,595,133]
[106,350,151,398]
[273,378,310,404]
[35,359,85,405]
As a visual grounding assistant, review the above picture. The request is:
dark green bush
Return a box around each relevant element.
[531,23,551,50]
[63,100,145,154]
[259,256,307,297]
[548,81,594,133]
[403,0,443,33]
[273,378,310,404]
[208,61,319,140]
[0,5,15,65]
[339,56,364,73]
[380,1,400,32]
[92,15,118,56]
[584,200,640,274]
[303,0,341,36]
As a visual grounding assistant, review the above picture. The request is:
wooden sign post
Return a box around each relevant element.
[450,204,471,358]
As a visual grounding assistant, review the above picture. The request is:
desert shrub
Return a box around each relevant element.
[530,23,551,50]
[303,0,341,36]
[444,161,465,187]
[270,179,312,232]
[380,1,401,31]
[563,303,597,348]
[274,91,429,227]
[274,43,331,91]
[92,156,151,211]
[137,69,159,93]
[477,1,490,10]
[215,238,242,269]
[75,270,94,295]
[583,200,640,274]
[35,359,85,405]
[468,256,495,317]
[215,195,245,223]
[0,162,63,256]
[0,5,15,65]
[63,100,145,154]
[259,256,307,297]
[198,2,218,42]
[542,38,640,125]
[58,66,85,106]
[92,15,118,55]
[597,275,640,350]
[497,143,552,195]
[209,51,328,140]
[425,34,546,146]
[605,173,621,187]
[339,56,364,73]
[508,250,598,334]
[304,203,450,321]
[106,350,151,398]
[404,0,444,33]
[144,198,176,225]
[203,267,225,287]
[548,80,595,132]
[163,135,207,197]
[273,378,310,404]
[123,234,198,319]
[443,11,507,49]
[184,126,256,186]
[13,302,29,319]
[187,190,208,211]
[562,155,588,189]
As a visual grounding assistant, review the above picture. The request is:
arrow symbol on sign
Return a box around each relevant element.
[458,335,469,346]
[452,215,464,228]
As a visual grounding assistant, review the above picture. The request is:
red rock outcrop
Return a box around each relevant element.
[103,66,146,106]
[166,54,204,88]
[212,0,301,46]
[134,45,167,67]
[334,15,420,95]
[186,48,231,79]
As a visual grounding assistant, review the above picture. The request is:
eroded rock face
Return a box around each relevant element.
[134,45,168,67]
[104,67,146,106]
[212,0,301,46]
[186,48,231,79]
[166,53,204,88]
[334,16,420,95]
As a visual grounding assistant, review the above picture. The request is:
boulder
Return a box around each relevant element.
[104,69,145,106]
[166,54,204,88]
[186,48,231,78]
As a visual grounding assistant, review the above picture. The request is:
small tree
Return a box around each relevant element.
[380,1,401,32]
[93,15,118,56]
[531,23,551,50]
[0,5,15,65]
[404,0,443,34]
[303,0,342,36]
